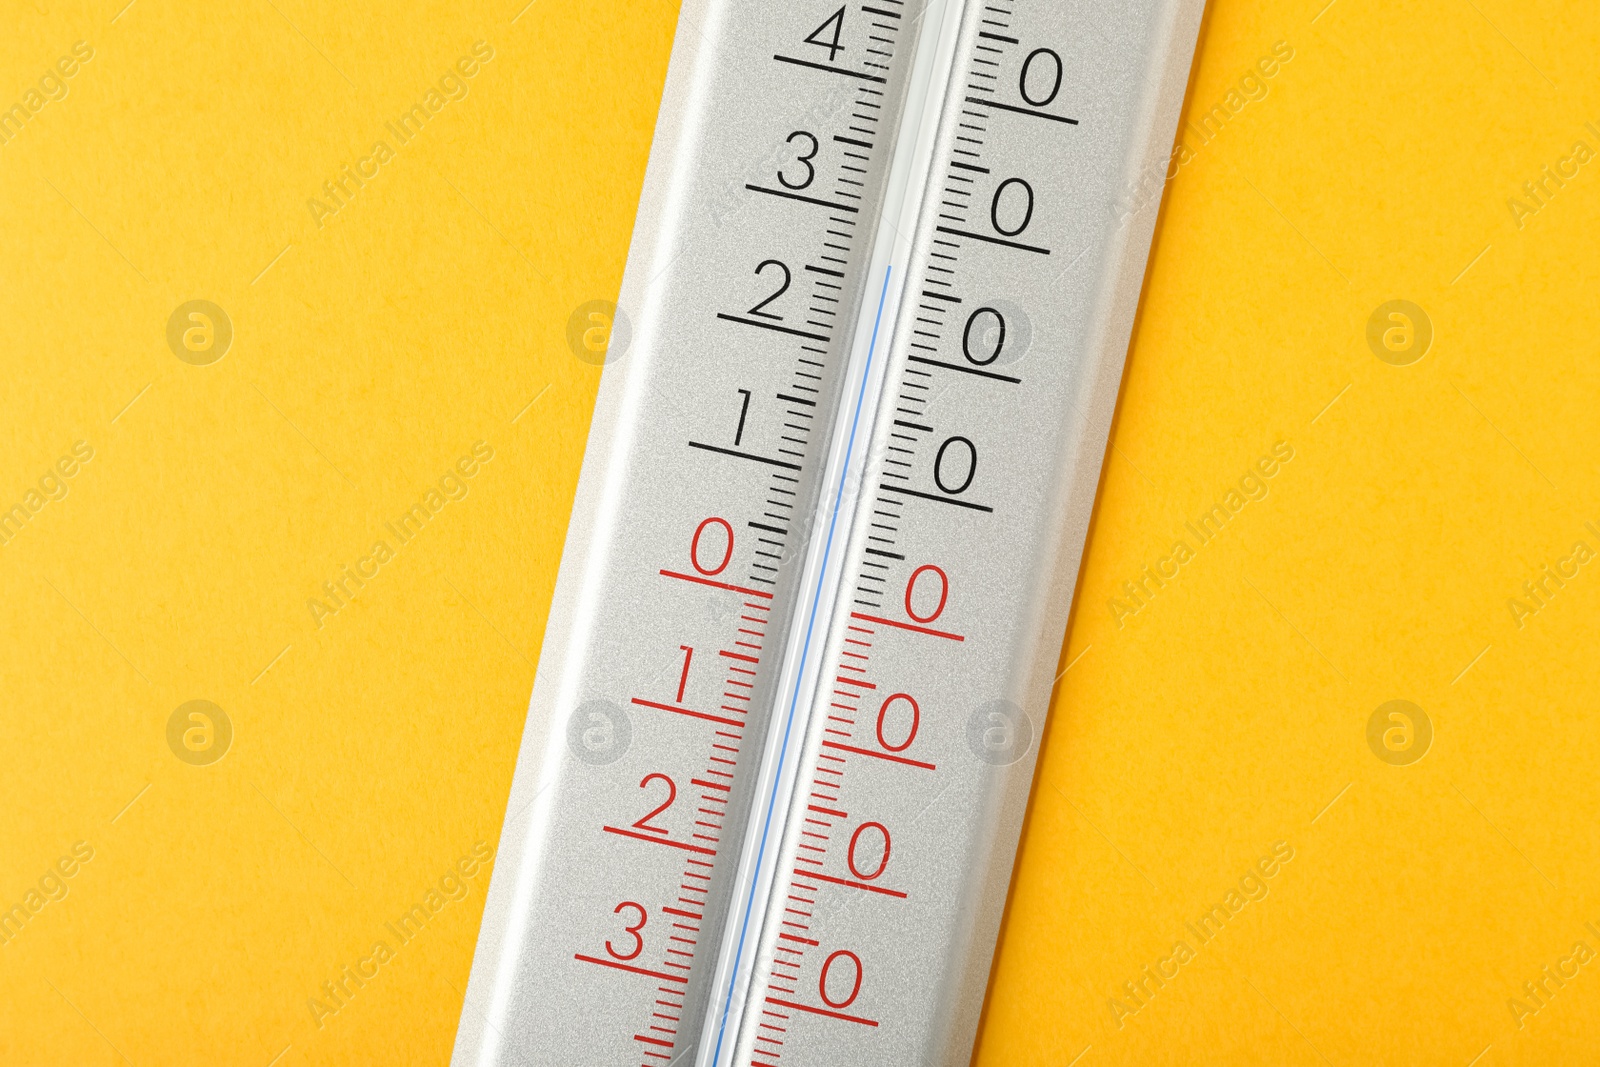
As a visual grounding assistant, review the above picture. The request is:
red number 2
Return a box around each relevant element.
[631,773,677,835]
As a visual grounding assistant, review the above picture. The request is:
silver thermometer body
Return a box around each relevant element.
[727,0,1204,1063]
[452,3,929,1064]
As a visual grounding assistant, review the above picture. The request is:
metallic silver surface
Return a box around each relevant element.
[727,1,1205,1063]
[452,3,929,1064]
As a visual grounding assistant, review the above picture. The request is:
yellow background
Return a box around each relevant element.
[1,0,1595,1065]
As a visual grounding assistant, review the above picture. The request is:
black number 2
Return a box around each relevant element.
[746,260,792,320]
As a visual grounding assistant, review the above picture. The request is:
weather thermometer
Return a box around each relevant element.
[455,0,1204,1064]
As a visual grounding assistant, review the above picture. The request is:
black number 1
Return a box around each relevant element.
[733,389,752,446]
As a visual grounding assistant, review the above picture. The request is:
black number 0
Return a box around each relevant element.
[1019,48,1064,107]
[990,178,1035,237]
[934,436,977,495]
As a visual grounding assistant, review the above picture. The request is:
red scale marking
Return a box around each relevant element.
[602,554,790,1065]
[758,558,979,1059]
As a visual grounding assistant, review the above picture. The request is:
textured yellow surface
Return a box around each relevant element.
[975,0,1600,1065]
[5,0,1599,1065]
[0,0,678,1063]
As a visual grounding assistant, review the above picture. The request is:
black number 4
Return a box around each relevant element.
[805,6,846,62]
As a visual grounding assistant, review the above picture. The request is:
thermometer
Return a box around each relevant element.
[456,1,1203,1064]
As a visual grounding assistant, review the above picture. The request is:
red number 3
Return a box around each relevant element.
[606,901,648,961]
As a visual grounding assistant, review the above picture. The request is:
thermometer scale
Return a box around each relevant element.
[712,1,1204,1062]
[456,1,1203,1064]
[454,4,939,1064]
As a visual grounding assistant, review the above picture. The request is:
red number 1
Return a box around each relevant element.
[677,645,694,703]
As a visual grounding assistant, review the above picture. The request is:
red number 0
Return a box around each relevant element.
[819,949,863,1009]
[631,773,677,835]
[847,822,891,881]
[904,564,948,622]
[606,901,647,961]
[875,693,919,752]
[691,517,734,576]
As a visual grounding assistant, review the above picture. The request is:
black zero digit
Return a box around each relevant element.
[934,436,977,495]
[962,307,1006,366]
[1019,47,1064,107]
[990,178,1035,237]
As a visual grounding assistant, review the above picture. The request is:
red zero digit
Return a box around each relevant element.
[606,901,647,961]
[631,773,677,835]
[904,564,949,623]
[847,822,891,881]
[819,949,863,1009]
[691,517,734,576]
[875,693,919,752]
